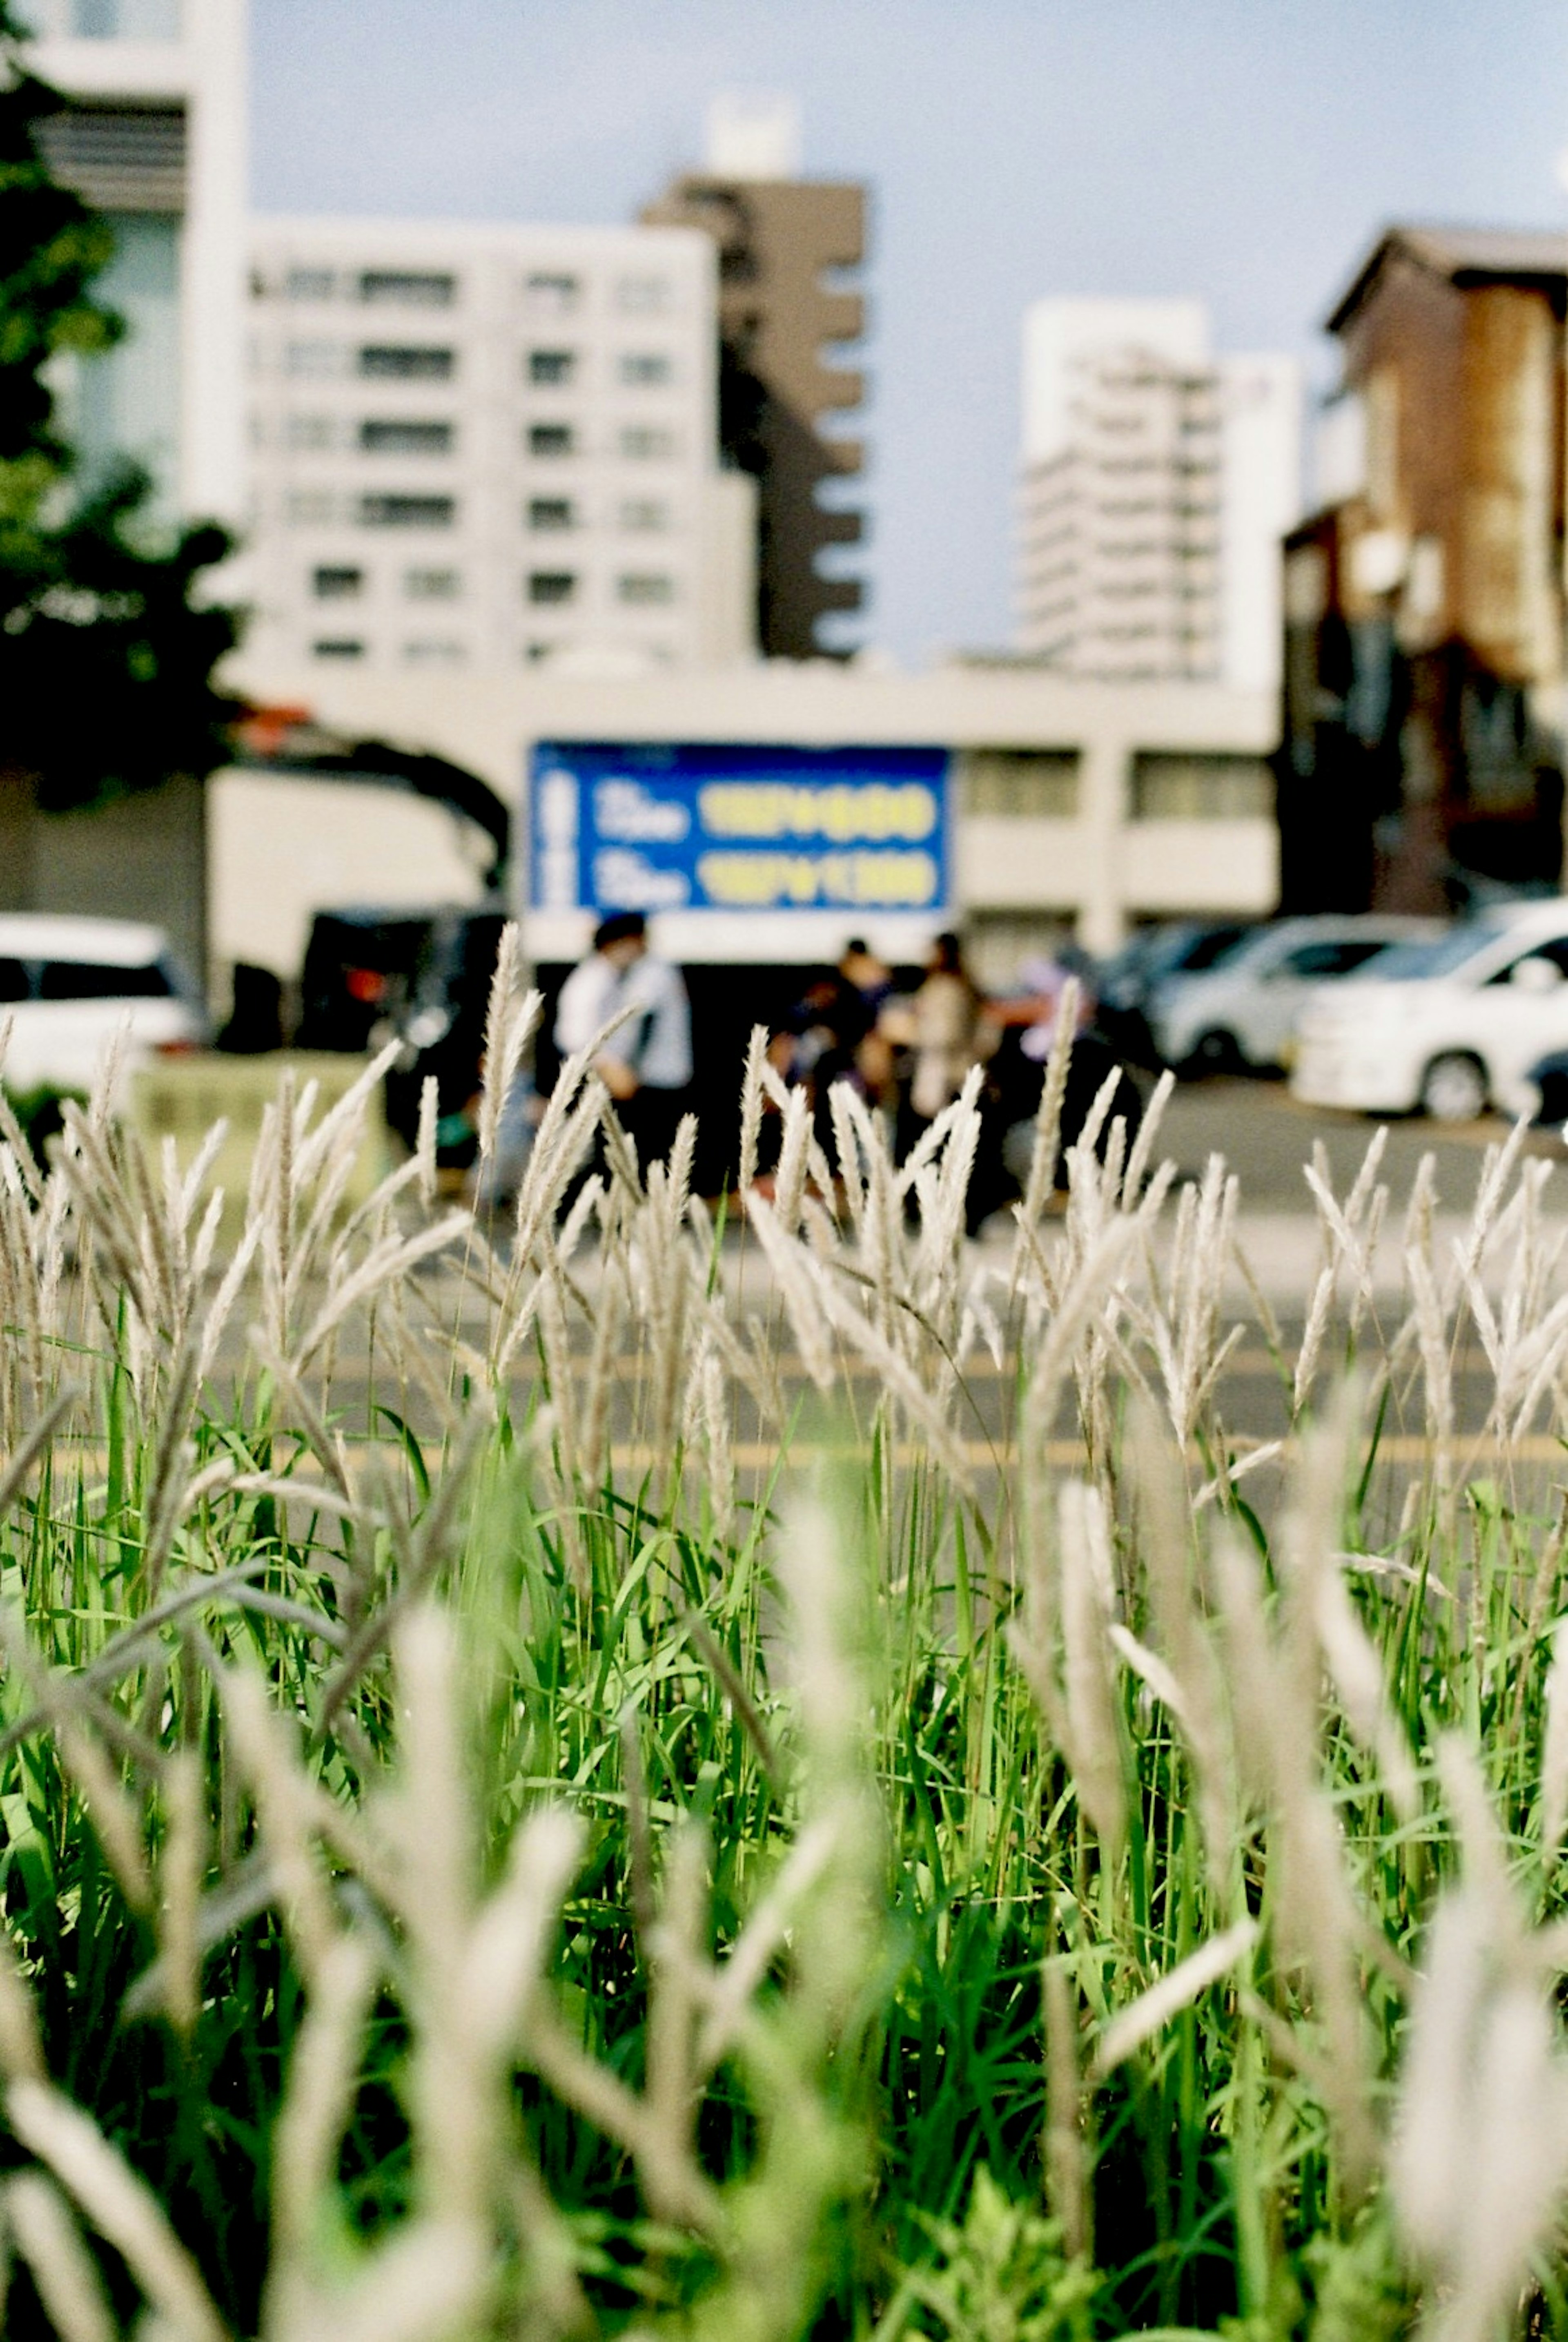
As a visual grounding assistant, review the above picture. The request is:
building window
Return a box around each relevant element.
[528,497,575,531]
[285,341,342,378]
[360,270,456,308]
[286,268,334,301]
[617,572,675,605]
[359,494,456,528]
[312,566,363,599]
[619,498,669,532]
[620,425,675,461]
[312,639,364,660]
[528,571,577,605]
[402,640,467,667]
[359,419,454,454]
[956,750,1080,818]
[1129,753,1273,820]
[524,271,580,315]
[617,274,670,313]
[619,351,673,387]
[358,345,456,381]
[286,490,334,524]
[405,567,461,600]
[528,348,576,385]
[285,413,335,450]
[528,422,576,458]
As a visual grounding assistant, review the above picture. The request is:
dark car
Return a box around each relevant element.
[296,907,439,1056]
[1094,919,1258,1064]
[384,905,508,1160]
[298,901,507,1160]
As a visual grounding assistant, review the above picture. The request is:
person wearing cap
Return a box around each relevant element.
[554,911,693,1168]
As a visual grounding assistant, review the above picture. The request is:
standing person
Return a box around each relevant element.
[908,930,984,1133]
[838,936,895,1106]
[554,911,693,1169]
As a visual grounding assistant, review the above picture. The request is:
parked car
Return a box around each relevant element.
[383,905,508,1158]
[296,902,508,1158]
[1149,916,1437,1075]
[296,906,441,1055]
[1094,919,1259,1063]
[1292,902,1568,1122]
[0,914,205,1095]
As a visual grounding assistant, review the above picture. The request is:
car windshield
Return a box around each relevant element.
[1176,924,1252,975]
[1364,923,1509,982]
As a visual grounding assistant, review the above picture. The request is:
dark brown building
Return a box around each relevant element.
[641,171,866,659]
[1279,225,1568,915]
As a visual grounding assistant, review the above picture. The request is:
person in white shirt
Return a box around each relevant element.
[553,911,692,1167]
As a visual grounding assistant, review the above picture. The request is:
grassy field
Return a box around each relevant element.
[0,956,1566,2342]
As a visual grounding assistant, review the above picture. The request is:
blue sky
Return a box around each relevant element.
[252,0,1568,661]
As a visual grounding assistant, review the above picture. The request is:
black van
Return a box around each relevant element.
[298,902,507,1159]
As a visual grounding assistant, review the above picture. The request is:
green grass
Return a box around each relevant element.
[0,1027,1564,2342]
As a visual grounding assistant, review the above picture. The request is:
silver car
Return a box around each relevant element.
[1148,915,1441,1075]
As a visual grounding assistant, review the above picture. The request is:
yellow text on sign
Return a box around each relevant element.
[695,849,941,908]
[696,782,940,844]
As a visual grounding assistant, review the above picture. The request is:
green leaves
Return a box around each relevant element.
[0,4,239,812]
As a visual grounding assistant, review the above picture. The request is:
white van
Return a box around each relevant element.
[1292,902,1568,1122]
[0,916,206,1094]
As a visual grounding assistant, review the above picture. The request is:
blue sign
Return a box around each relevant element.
[529,741,950,917]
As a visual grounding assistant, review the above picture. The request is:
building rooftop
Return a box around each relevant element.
[1326,222,1568,333]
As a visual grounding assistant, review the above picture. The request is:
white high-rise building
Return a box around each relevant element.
[25,0,248,531]
[243,217,756,677]
[1015,298,1299,693]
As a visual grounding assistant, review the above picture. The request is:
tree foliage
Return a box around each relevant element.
[0,0,239,813]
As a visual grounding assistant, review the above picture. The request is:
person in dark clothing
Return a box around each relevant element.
[964,1020,1145,1233]
[784,956,882,1166]
[216,964,284,1055]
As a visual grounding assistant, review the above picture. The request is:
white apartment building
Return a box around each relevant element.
[26,0,248,531]
[245,218,755,677]
[1016,299,1300,696]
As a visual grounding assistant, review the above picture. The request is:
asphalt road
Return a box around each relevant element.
[1152,1072,1563,1214]
[193,1080,1568,1528]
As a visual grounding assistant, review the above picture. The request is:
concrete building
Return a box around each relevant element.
[28,0,247,531]
[642,99,866,660]
[1016,299,1300,694]
[225,653,1280,981]
[1279,225,1568,916]
[244,216,755,676]
[14,0,249,981]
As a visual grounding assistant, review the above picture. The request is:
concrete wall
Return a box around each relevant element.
[0,774,208,979]
[209,770,489,984]
[33,0,249,528]
[228,653,1281,959]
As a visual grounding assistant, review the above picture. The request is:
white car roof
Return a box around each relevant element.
[1227,915,1434,959]
[1475,898,1568,940]
[0,915,170,964]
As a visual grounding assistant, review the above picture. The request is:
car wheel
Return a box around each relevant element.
[1419,1051,1488,1124]
[1183,1028,1240,1078]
